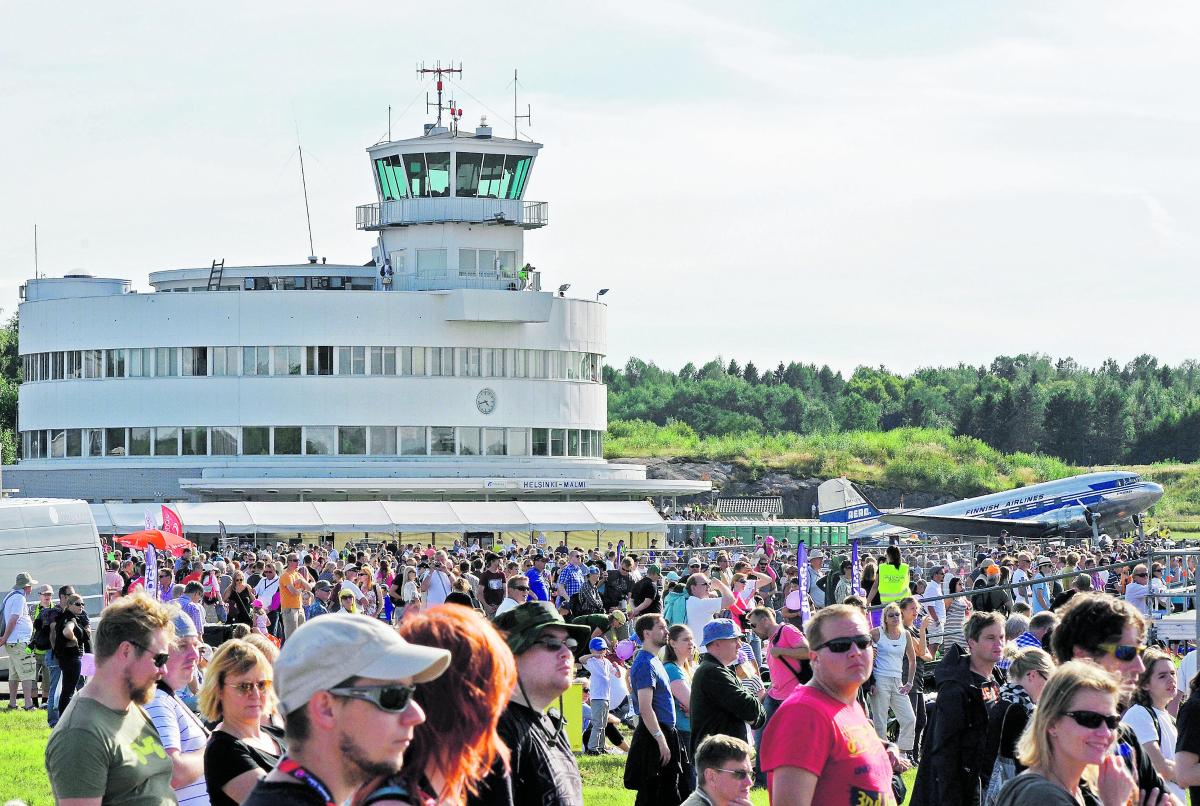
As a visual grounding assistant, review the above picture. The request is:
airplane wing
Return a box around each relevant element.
[878,513,1050,538]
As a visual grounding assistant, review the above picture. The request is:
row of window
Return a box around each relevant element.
[385,247,519,278]
[22,426,605,460]
[375,152,532,201]
[22,347,603,383]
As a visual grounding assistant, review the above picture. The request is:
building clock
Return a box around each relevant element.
[476,388,497,415]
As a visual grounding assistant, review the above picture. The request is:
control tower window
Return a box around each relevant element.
[500,155,532,199]
[455,152,483,197]
[402,152,452,198]
[304,426,335,456]
[375,156,409,201]
[478,153,505,198]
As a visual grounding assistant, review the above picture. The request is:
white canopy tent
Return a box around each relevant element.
[89,500,665,537]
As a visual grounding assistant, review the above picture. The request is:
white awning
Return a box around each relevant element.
[90,500,664,535]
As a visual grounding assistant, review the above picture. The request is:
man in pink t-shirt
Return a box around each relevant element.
[747,606,808,722]
[760,604,908,806]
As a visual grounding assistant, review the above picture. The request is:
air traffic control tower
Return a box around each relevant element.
[9,77,712,506]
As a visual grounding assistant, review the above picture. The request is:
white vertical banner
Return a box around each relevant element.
[144,507,158,532]
[144,542,158,601]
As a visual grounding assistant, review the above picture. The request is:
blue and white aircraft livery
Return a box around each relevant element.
[818,471,1163,541]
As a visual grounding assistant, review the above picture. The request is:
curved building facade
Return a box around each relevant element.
[9,123,709,504]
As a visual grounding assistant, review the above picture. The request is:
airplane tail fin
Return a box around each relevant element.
[818,478,883,525]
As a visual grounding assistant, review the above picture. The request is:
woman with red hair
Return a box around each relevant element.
[360,604,517,806]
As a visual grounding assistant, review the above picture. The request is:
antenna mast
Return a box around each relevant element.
[297,138,315,258]
[33,224,39,278]
[513,69,532,139]
[417,61,464,131]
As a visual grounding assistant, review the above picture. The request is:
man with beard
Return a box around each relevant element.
[146,609,209,806]
[241,612,450,806]
[45,591,177,804]
[471,601,593,806]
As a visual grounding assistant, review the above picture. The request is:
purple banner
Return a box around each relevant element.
[851,539,861,596]
[797,541,810,624]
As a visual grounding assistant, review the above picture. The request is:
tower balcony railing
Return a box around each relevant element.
[357,198,548,231]
[387,270,542,292]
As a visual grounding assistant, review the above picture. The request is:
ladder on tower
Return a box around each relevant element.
[207,259,225,291]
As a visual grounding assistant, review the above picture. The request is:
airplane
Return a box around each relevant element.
[817,470,1163,542]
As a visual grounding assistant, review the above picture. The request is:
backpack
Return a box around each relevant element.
[663,589,689,627]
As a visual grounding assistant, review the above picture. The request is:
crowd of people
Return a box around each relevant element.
[7,527,1200,805]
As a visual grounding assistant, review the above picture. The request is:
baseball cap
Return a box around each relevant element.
[35,584,52,595]
[274,612,450,714]
[493,601,592,656]
[647,564,662,575]
[169,607,198,639]
[701,618,743,647]
[609,609,627,626]
[665,571,681,582]
[586,566,601,576]
[313,580,332,592]
[589,637,608,652]
[810,550,825,560]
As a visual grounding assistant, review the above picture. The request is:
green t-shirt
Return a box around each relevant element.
[45,695,175,805]
[572,613,611,634]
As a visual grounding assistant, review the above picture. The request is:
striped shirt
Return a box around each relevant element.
[147,686,210,806]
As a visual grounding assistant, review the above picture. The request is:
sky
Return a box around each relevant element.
[3,2,1199,376]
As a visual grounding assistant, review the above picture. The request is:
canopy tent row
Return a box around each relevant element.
[89,500,666,537]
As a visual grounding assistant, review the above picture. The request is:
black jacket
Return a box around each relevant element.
[910,644,1001,806]
[688,652,765,756]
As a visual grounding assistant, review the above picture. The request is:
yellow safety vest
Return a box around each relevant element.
[878,563,909,603]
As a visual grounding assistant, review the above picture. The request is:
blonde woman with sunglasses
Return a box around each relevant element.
[199,639,287,806]
[995,661,1169,806]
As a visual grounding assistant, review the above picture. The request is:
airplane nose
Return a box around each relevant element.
[1143,481,1164,507]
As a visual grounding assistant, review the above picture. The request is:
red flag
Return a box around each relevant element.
[161,505,184,537]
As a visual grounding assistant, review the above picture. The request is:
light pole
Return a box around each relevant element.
[596,288,610,301]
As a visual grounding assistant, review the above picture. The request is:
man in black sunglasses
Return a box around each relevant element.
[244,612,451,806]
[1050,592,1172,803]
[474,601,592,806]
[761,604,908,806]
[46,592,177,805]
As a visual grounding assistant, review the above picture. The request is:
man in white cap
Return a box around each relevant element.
[2,571,38,710]
[241,612,450,806]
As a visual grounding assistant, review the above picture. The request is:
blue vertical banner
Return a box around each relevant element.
[797,541,809,625]
[851,539,861,596]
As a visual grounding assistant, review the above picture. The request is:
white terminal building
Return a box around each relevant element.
[8,112,710,525]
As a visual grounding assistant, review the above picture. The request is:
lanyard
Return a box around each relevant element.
[277,758,338,806]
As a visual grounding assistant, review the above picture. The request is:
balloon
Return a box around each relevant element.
[785,591,803,611]
[615,639,636,661]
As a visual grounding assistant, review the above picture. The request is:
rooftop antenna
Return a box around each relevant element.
[33,224,39,278]
[295,128,316,259]
[388,105,392,142]
[513,69,532,139]
[417,61,463,129]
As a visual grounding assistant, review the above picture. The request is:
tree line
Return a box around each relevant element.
[606,354,1200,466]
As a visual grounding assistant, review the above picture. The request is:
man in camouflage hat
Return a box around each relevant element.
[470,601,591,806]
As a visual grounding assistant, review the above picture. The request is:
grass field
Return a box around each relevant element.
[2,708,919,805]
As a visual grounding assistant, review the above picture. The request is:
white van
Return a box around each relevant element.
[0,498,105,676]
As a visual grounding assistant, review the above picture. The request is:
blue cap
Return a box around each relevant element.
[665,571,681,582]
[701,618,743,647]
[169,607,198,639]
[586,566,601,576]
[589,637,608,652]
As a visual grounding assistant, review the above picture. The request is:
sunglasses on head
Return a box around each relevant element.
[1064,710,1121,730]
[129,641,169,668]
[1097,642,1145,662]
[328,683,416,713]
[814,634,872,653]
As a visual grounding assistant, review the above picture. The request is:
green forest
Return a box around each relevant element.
[606,354,1200,466]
